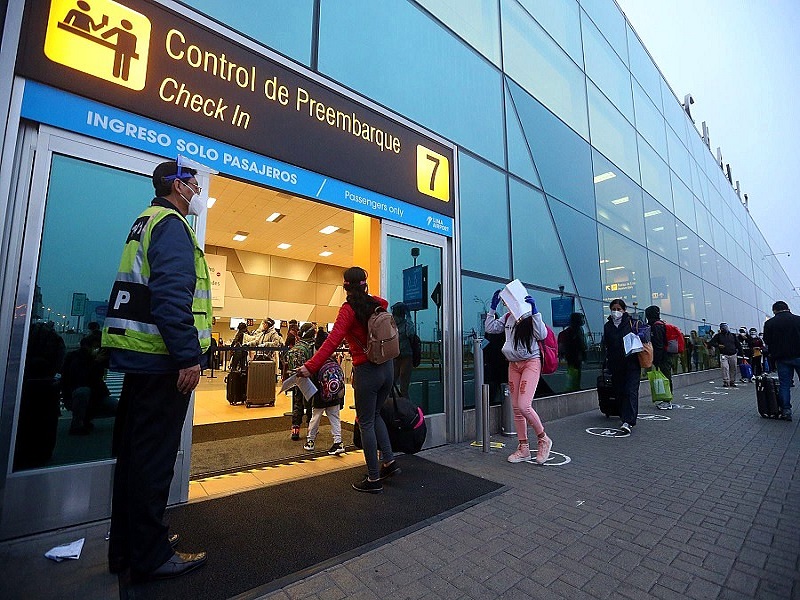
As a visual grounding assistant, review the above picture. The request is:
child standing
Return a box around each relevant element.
[304,332,347,455]
[286,323,316,440]
[484,288,552,464]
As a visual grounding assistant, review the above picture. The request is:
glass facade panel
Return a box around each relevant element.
[680,269,705,321]
[509,179,574,293]
[627,25,662,110]
[459,154,510,277]
[14,156,152,471]
[638,136,673,211]
[598,226,651,308]
[587,83,639,183]
[676,222,701,275]
[502,0,589,138]
[703,282,723,326]
[184,0,314,65]
[648,252,682,317]
[416,0,501,65]
[549,197,602,300]
[633,80,668,160]
[643,192,678,263]
[579,1,628,63]
[582,17,633,122]
[460,274,503,409]
[504,87,541,187]
[666,125,692,188]
[671,172,697,230]
[661,80,690,146]
[517,0,583,66]
[695,202,714,246]
[318,0,505,165]
[508,80,595,216]
[592,150,645,244]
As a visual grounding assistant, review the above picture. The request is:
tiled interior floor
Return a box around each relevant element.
[190,369,360,499]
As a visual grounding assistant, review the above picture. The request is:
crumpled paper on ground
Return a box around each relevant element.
[45,538,84,562]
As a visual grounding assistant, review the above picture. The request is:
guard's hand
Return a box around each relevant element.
[490,289,502,311]
[296,365,311,378]
[177,364,201,394]
[524,295,538,314]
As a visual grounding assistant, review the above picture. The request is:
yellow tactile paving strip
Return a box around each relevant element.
[188,450,365,501]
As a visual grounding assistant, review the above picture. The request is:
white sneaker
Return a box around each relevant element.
[303,438,315,451]
[620,422,631,434]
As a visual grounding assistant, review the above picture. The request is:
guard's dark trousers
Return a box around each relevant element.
[109,372,191,574]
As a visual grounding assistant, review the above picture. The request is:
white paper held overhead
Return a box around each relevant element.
[499,279,531,321]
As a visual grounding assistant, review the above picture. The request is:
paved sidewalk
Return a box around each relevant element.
[261,378,800,600]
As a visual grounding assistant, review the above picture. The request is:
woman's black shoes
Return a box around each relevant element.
[379,461,401,480]
[352,477,383,493]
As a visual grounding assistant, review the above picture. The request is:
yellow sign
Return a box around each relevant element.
[44,0,150,90]
[416,144,450,202]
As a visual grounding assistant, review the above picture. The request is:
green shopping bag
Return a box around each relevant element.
[648,368,672,403]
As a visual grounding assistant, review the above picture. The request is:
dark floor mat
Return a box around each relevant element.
[121,454,504,600]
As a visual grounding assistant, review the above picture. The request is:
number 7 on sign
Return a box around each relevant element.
[416,145,450,202]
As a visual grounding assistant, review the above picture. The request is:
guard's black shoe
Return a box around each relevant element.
[352,477,383,493]
[780,412,793,421]
[109,533,180,574]
[134,551,207,582]
[379,461,401,480]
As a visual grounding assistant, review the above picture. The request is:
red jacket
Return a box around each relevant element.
[304,295,388,374]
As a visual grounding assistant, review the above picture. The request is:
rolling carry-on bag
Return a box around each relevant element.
[246,360,276,407]
[597,371,618,417]
[754,375,780,418]
[225,369,247,405]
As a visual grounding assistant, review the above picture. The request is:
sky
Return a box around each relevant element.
[616,0,800,295]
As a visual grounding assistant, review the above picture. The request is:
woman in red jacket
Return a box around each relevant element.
[297,267,399,493]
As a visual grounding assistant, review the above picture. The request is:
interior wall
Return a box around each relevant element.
[207,245,347,341]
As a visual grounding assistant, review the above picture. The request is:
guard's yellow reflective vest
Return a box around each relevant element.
[102,205,212,356]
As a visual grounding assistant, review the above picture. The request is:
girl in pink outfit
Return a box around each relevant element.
[484,288,552,464]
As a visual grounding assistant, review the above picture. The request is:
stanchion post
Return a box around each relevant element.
[481,383,490,453]
[473,337,485,446]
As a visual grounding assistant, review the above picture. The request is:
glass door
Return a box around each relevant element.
[382,222,451,447]
[0,127,191,538]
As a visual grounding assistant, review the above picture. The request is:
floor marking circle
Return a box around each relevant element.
[683,396,702,400]
[636,413,671,421]
[526,450,571,466]
[702,390,728,395]
[669,404,695,409]
[585,427,630,438]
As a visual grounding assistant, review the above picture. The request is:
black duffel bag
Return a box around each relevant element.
[380,386,427,453]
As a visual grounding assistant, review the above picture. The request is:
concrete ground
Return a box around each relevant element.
[0,377,797,599]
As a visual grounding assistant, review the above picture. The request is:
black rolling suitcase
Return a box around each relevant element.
[225,369,247,405]
[597,372,619,417]
[754,375,780,418]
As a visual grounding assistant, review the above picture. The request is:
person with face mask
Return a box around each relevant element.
[710,323,741,387]
[102,159,211,581]
[748,328,765,377]
[763,300,800,421]
[601,299,645,433]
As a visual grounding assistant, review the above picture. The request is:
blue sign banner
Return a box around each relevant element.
[551,296,575,328]
[21,82,453,237]
[402,265,428,311]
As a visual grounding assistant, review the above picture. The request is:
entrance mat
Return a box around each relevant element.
[190,419,356,478]
[121,454,504,600]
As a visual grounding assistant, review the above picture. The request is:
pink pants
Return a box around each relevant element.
[508,358,544,441]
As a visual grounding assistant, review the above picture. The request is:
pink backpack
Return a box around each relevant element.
[538,325,558,374]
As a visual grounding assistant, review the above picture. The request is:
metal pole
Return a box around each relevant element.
[481,383,490,453]
[473,337,485,446]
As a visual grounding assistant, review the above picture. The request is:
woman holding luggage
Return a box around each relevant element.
[297,266,398,493]
[602,299,643,434]
[484,287,552,464]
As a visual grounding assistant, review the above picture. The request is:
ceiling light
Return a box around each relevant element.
[600,259,610,264]
[207,197,217,208]
[319,225,340,235]
[277,243,291,250]
[319,251,333,257]
[266,212,284,222]
[593,171,616,184]
[652,226,665,231]
[677,235,688,240]
[644,210,662,217]
[607,266,625,271]
[232,231,248,242]
[611,196,630,205]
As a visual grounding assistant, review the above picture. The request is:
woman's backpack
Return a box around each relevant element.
[537,326,559,374]
[357,307,400,364]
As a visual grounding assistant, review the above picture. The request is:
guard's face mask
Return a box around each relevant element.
[178,180,205,216]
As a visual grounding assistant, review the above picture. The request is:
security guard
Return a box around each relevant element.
[103,159,211,581]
